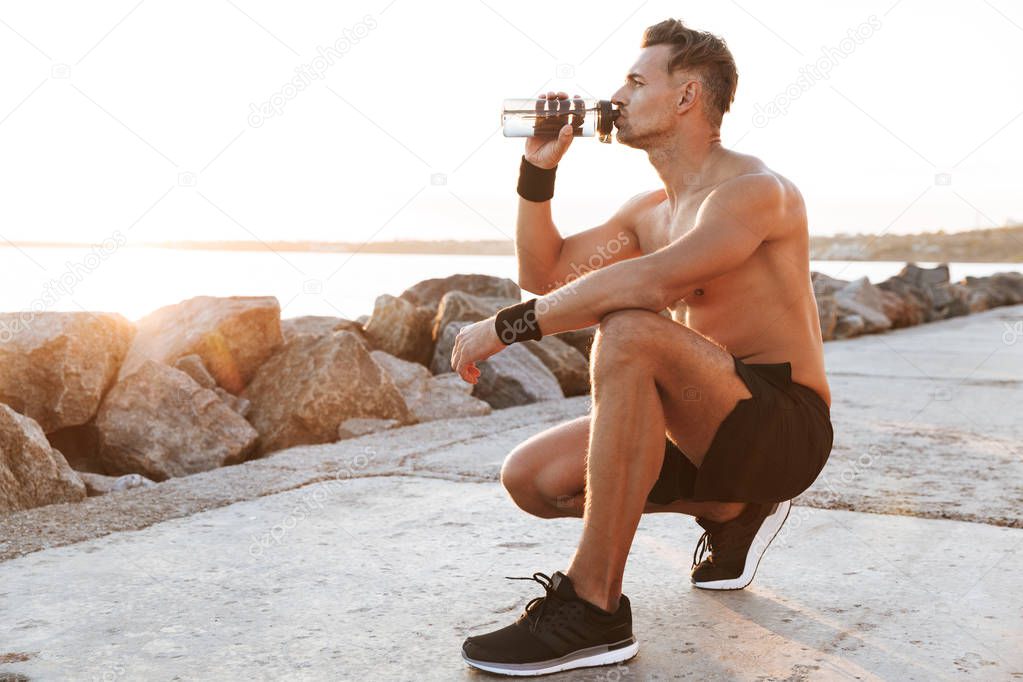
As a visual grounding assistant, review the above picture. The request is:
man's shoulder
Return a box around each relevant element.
[711,165,805,224]
[697,164,806,244]
[717,153,803,206]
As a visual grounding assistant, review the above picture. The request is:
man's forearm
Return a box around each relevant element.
[529,256,665,336]
[516,198,563,292]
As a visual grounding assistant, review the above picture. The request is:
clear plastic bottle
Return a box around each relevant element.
[502,98,620,143]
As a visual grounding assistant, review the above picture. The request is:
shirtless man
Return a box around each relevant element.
[451,18,834,676]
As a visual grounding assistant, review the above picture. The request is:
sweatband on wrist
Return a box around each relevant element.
[517,155,557,202]
[495,297,544,345]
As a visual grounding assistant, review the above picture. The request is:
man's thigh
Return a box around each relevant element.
[594,309,752,468]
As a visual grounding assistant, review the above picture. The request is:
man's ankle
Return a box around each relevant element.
[564,570,620,613]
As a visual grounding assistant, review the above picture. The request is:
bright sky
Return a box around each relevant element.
[0,0,1020,247]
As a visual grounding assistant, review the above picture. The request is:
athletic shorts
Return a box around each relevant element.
[647,355,833,505]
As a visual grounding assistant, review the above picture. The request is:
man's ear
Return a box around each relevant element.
[676,80,700,113]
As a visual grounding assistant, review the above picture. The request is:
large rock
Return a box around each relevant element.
[553,326,598,359]
[96,361,258,480]
[399,274,520,311]
[521,336,590,397]
[173,354,217,388]
[370,350,491,423]
[833,314,865,339]
[963,272,1023,312]
[877,263,968,323]
[0,403,86,512]
[811,272,852,297]
[834,277,892,334]
[173,354,250,416]
[281,316,368,347]
[432,322,564,409]
[815,294,838,341]
[0,312,135,433]
[362,295,434,366]
[432,291,518,342]
[878,289,919,329]
[242,332,412,456]
[118,296,283,394]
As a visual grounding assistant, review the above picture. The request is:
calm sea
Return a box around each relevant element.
[2,246,1020,323]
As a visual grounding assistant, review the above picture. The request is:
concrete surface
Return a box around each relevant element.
[2,303,1022,680]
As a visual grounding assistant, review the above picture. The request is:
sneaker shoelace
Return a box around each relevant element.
[692,530,713,569]
[504,572,560,633]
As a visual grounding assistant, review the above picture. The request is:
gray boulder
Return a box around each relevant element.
[399,274,520,311]
[811,272,852,297]
[0,403,86,512]
[963,272,1023,311]
[370,350,491,423]
[553,326,598,359]
[834,277,892,334]
[432,322,564,408]
[363,294,434,366]
[281,316,368,346]
[96,360,258,480]
[432,291,518,342]
[521,336,590,396]
[878,263,968,322]
[834,314,866,339]
[0,312,135,433]
[242,332,412,456]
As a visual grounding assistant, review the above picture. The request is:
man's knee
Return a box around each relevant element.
[500,448,537,500]
[592,309,660,375]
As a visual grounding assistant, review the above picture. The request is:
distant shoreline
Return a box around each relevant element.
[5,223,1023,261]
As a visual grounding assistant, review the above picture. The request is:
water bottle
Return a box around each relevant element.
[502,97,620,143]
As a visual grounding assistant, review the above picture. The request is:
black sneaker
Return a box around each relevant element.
[461,571,639,676]
[690,499,791,590]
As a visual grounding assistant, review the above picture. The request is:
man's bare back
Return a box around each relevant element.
[629,148,831,407]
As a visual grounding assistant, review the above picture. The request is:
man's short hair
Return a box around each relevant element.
[641,18,738,128]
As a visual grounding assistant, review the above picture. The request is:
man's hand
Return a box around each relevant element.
[524,91,578,170]
[450,316,507,384]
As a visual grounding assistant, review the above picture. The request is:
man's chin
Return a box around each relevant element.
[614,130,641,149]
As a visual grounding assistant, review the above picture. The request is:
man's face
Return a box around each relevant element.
[610,44,694,149]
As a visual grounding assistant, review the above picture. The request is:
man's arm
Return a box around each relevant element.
[517,191,654,295]
[528,174,786,336]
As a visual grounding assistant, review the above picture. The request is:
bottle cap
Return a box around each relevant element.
[597,100,619,140]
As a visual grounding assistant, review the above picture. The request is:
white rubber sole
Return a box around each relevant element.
[462,638,639,677]
[692,499,791,591]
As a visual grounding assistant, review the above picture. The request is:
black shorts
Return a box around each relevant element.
[647,355,833,505]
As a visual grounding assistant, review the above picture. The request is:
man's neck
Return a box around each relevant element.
[647,129,725,212]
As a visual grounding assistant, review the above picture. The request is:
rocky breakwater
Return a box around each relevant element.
[812,264,1023,340]
[2,265,1021,513]
[0,275,582,512]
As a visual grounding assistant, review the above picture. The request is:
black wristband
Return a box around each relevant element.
[494,297,544,345]
[517,155,557,202]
